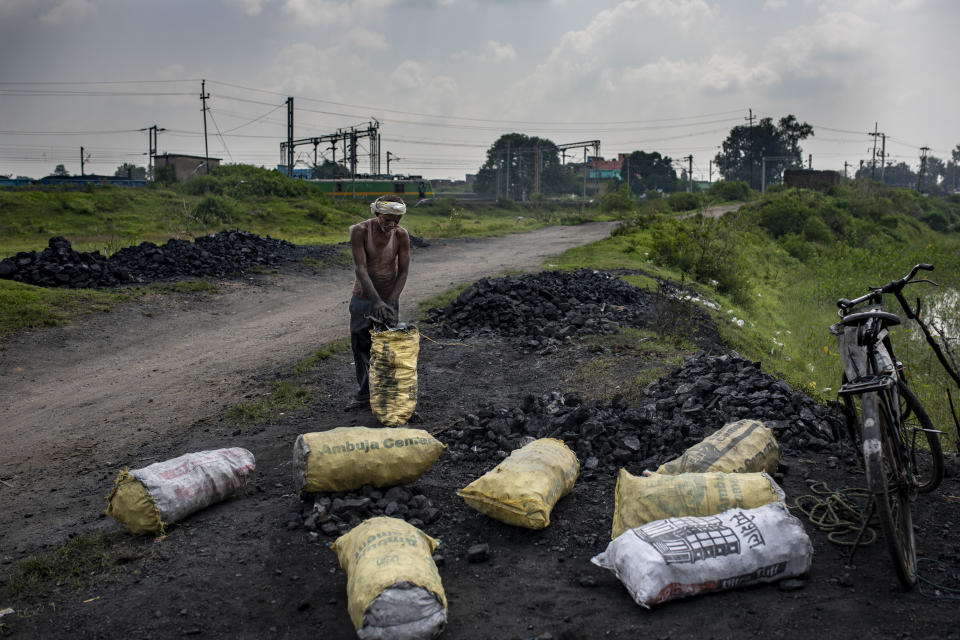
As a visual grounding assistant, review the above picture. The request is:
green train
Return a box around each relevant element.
[307,176,434,201]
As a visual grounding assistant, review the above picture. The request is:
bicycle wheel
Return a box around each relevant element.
[860,391,917,588]
[898,380,944,493]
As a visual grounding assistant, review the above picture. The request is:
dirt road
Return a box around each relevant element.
[0,222,616,482]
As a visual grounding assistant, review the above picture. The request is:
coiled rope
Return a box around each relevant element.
[790,481,876,546]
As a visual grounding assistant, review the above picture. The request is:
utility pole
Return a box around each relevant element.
[144,125,165,180]
[201,80,211,174]
[844,161,849,178]
[505,140,512,200]
[917,146,930,193]
[880,134,887,183]
[582,147,588,211]
[80,146,85,176]
[386,151,399,174]
[869,123,880,180]
[708,159,713,184]
[533,141,541,196]
[286,96,294,177]
[350,130,357,199]
[745,108,756,189]
[683,155,693,192]
[808,154,812,169]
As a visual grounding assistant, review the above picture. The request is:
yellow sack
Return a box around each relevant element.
[655,419,779,475]
[370,326,420,426]
[457,438,579,530]
[331,517,447,639]
[611,470,784,539]
[104,470,163,535]
[293,427,445,493]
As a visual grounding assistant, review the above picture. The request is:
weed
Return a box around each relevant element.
[6,533,142,599]
[225,381,311,423]
[294,340,349,376]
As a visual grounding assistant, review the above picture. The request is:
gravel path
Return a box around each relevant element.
[0,222,616,480]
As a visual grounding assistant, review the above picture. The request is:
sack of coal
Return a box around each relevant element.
[457,438,579,530]
[331,517,447,640]
[370,326,420,426]
[293,427,445,493]
[105,447,256,534]
[592,502,813,608]
[655,419,779,475]
[611,470,784,539]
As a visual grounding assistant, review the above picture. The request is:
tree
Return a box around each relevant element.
[857,161,916,188]
[53,164,69,177]
[619,150,679,194]
[310,159,350,179]
[714,114,813,189]
[114,163,147,180]
[473,133,580,199]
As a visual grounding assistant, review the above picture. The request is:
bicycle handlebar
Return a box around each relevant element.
[837,263,935,310]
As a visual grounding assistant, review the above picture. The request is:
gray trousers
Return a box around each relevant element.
[349,296,398,401]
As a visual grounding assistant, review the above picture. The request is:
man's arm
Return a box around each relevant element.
[385,228,410,307]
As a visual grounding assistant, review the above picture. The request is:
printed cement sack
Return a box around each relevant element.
[331,517,447,640]
[592,502,813,608]
[293,427,445,493]
[105,447,255,534]
[655,419,779,475]
[611,470,784,539]
[457,438,579,530]
[370,326,420,426]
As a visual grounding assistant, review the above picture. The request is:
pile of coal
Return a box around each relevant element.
[426,270,655,349]
[297,484,441,538]
[0,232,340,289]
[441,351,843,474]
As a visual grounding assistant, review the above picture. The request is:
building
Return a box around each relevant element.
[588,155,623,180]
[154,154,222,182]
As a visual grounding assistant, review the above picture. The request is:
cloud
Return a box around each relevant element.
[281,0,395,25]
[486,40,517,62]
[763,0,787,9]
[39,0,96,24]
[0,0,34,19]
[222,0,270,15]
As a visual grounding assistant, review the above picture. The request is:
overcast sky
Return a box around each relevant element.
[1,0,957,181]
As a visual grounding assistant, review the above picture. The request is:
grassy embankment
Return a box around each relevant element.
[549,180,960,448]
[0,165,598,339]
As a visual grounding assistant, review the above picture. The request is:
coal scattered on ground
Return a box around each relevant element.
[426,269,659,351]
[297,484,441,538]
[442,351,844,475]
[0,232,343,288]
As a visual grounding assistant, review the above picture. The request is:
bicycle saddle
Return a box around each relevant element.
[839,309,901,327]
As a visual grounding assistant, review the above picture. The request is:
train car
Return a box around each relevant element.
[307,175,435,201]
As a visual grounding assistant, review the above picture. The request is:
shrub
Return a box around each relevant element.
[802,215,832,243]
[922,211,949,231]
[666,191,701,212]
[599,183,636,213]
[707,180,752,202]
[192,195,238,225]
[780,233,814,261]
[648,215,749,298]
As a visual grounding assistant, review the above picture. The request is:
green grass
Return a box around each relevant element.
[5,533,142,599]
[294,339,349,376]
[566,327,690,404]
[225,381,312,424]
[0,279,130,340]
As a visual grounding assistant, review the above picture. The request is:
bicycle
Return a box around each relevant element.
[831,263,949,588]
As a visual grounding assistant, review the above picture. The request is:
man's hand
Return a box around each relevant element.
[372,301,398,326]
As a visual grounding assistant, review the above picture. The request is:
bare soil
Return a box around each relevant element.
[2,221,959,640]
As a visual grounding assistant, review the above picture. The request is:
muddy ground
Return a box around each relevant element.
[2,229,960,639]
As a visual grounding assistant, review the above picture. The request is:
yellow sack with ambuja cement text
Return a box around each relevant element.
[611,470,784,539]
[457,438,579,530]
[331,517,447,640]
[370,326,420,426]
[293,427,445,493]
[655,419,779,475]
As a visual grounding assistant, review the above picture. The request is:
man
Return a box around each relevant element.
[348,194,410,407]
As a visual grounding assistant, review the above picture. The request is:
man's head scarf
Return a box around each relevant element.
[371,197,406,217]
